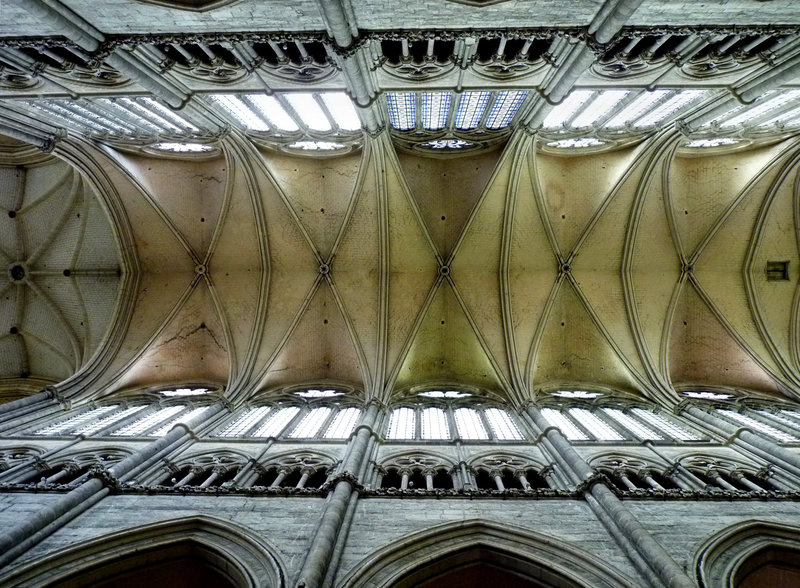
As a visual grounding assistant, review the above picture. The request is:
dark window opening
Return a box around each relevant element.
[525,469,550,489]
[650,471,679,490]
[432,468,454,489]
[381,467,402,489]
[305,468,328,488]
[500,469,522,489]
[282,468,303,488]
[408,469,427,489]
[253,466,278,487]
[474,469,495,490]
[161,466,192,486]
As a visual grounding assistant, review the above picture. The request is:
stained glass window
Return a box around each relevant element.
[112,405,186,436]
[485,91,527,129]
[386,92,416,130]
[35,405,119,435]
[455,91,490,129]
[541,408,589,441]
[484,408,523,440]
[288,407,333,438]
[251,407,301,437]
[421,92,452,130]
[218,406,272,437]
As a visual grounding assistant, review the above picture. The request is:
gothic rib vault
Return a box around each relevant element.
[5,0,800,587]
[3,129,800,407]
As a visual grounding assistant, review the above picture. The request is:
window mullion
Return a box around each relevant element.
[415,92,423,133]
[276,93,309,134]
[314,93,339,133]
[596,407,633,441]
[87,405,148,437]
[446,406,459,441]
[563,406,596,441]
[628,90,674,127]
[316,406,339,439]
[445,91,458,133]
[477,409,494,441]
[284,405,311,438]
[564,90,598,128]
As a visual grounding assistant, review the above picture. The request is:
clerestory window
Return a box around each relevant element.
[385,397,523,441]
[212,389,361,440]
[540,403,699,442]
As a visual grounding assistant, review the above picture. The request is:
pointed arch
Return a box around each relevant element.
[339,519,637,588]
[695,520,800,588]
[0,515,286,587]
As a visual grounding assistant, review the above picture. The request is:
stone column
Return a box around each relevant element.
[492,470,505,491]
[399,469,410,490]
[294,402,379,588]
[705,469,738,491]
[234,440,275,487]
[0,388,65,434]
[729,471,763,492]
[517,471,532,490]
[270,468,288,488]
[524,405,694,588]
[640,470,664,490]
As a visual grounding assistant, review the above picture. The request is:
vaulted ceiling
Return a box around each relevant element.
[3,0,800,409]
[3,128,797,407]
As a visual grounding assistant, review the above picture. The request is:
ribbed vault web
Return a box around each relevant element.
[0,150,121,393]
[12,129,797,407]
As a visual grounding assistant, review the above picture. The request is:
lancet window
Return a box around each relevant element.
[385,392,524,442]
[539,392,701,443]
[682,391,800,444]
[28,386,216,438]
[385,90,528,133]
[213,388,362,440]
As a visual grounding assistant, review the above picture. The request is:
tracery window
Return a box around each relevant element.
[212,388,361,440]
[541,88,707,134]
[715,408,800,444]
[29,387,217,438]
[385,90,528,142]
[16,450,128,487]
[539,393,701,443]
[207,91,362,150]
[385,392,524,442]
[30,403,155,437]
[592,457,682,492]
